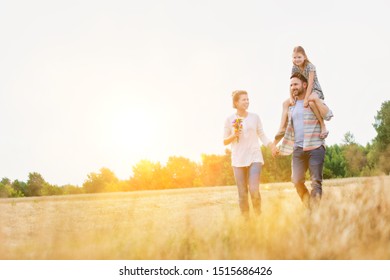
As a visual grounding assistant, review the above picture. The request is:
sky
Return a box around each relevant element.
[0,0,389,186]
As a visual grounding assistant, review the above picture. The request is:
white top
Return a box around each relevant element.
[224,112,271,167]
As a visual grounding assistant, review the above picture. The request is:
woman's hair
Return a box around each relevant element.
[293,46,311,69]
[232,90,248,109]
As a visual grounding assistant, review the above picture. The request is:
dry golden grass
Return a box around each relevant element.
[1,176,389,260]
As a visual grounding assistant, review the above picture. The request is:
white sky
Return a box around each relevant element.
[0,0,389,186]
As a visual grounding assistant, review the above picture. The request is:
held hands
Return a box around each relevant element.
[270,142,280,158]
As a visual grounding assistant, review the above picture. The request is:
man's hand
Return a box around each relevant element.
[271,143,280,157]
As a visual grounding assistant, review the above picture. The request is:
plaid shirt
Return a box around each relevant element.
[279,105,325,156]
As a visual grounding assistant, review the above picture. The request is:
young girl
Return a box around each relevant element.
[275,46,332,140]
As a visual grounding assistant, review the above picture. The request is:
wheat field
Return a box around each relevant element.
[0,176,389,260]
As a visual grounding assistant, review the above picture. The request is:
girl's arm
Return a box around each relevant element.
[304,71,315,107]
[289,88,295,104]
[290,66,298,104]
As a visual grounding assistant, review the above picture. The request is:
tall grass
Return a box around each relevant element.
[0,176,389,259]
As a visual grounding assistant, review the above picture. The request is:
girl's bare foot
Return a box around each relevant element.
[320,128,329,139]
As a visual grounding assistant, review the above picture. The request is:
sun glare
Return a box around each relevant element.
[110,108,155,155]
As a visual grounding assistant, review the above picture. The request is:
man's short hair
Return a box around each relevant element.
[290,72,308,84]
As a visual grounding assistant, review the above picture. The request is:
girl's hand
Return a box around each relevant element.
[303,98,309,107]
[289,97,296,105]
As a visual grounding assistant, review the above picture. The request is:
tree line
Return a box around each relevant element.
[1,101,389,198]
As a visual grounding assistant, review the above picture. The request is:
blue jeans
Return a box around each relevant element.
[233,162,262,215]
[292,146,325,209]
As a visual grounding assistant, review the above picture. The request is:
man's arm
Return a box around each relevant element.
[271,139,280,157]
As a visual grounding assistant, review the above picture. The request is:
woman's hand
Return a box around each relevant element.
[269,142,279,157]
[224,130,241,145]
[233,129,241,139]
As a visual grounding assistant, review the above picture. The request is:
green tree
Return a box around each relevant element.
[83,167,119,193]
[373,100,390,151]
[1,178,11,185]
[41,184,63,196]
[342,143,367,177]
[261,146,291,183]
[0,182,24,198]
[62,184,85,195]
[198,150,237,186]
[200,153,226,186]
[323,145,346,178]
[372,100,390,174]
[165,156,198,189]
[0,182,9,197]
[377,145,390,175]
[26,172,48,196]
[342,131,356,145]
[221,149,235,186]
[339,132,367,177]
[129,160,166,190]
[11,180,28,196]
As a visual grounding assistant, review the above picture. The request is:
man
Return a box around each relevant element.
[273,72,332,210]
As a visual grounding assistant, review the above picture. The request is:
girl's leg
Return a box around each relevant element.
[232,166,249,216]
[308,93,331,119]
[309,101,328,138]
[248,162,262,215]
[275,98,291,140]
[308,93,329,138]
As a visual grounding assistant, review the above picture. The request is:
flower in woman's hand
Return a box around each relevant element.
[232,118,243,142]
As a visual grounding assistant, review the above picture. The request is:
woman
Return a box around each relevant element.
[224,90,274,217]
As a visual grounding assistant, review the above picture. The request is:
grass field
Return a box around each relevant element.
[1,176,389,260]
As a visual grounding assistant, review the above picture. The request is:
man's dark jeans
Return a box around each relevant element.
[292,145,325,209]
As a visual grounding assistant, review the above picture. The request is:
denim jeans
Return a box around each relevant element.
[292,145,325,209]
[232,162,262,215]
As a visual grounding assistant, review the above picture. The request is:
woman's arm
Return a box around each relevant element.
[223,117,239,145]
[224,132,238,145]
[256,114,278,156]
[256,115,272,147]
